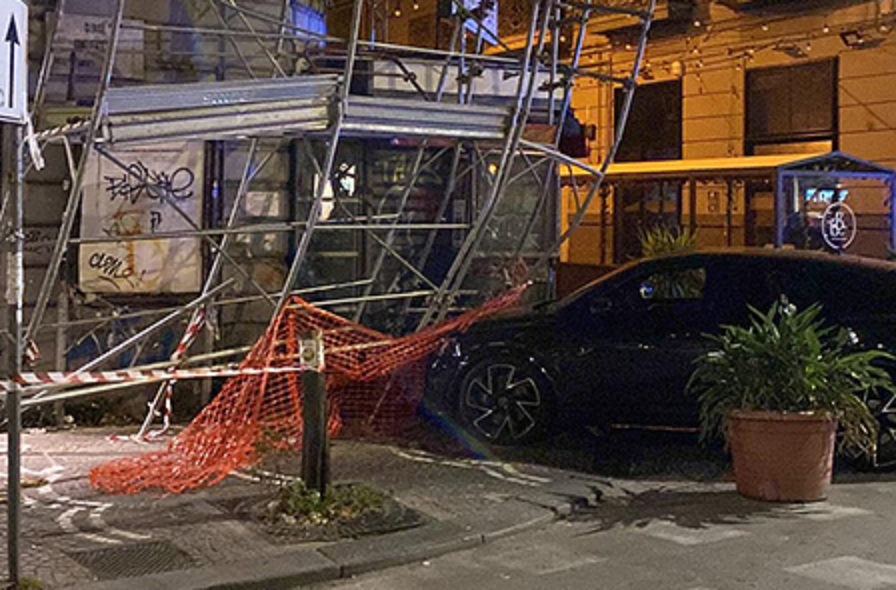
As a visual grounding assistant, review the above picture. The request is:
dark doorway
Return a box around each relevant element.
[613,80,683,261]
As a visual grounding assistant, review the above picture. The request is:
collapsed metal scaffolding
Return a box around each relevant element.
[11,0,656,418]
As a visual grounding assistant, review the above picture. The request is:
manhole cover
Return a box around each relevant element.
[67,540,195,580]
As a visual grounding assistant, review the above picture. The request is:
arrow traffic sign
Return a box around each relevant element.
[0,0,27,125]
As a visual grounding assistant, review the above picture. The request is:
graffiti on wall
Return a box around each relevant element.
[78,142,204,293]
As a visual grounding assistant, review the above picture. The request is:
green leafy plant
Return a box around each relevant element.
[638,226,702,298]
[687,299,896,455]
[638,225,697,258]
[268,480,386,526]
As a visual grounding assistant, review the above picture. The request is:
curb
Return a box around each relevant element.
[75,503,565,590]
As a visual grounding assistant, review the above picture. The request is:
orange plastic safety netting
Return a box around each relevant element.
[89,288,524,494]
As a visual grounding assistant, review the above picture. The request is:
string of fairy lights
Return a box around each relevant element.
[389,0,422,18]
[580,4,896,80]
[377,1,894,84]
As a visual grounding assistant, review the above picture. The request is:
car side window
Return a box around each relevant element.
[608,265,707,311]
[638,268,707,302]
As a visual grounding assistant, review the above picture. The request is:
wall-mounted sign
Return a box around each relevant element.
[0,0,27,124]
[821,201,856,251]
[805,187,849,204]
[78,142,204,293]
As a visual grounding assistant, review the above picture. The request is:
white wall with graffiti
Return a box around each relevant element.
[78,142,204,293]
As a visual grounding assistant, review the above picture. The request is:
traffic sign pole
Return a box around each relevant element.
[3,108,24,590]
[2,2,27,586]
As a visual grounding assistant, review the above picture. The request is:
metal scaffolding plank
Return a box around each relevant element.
[103,97,332,143]
[103,76,339,114]
[100,76,339,143]
[342,96,510,139]
[99,76,511,143]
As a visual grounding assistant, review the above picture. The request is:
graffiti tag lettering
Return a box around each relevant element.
[104,161,195,205]
[88,251,135,281]
[23,229,54,256]
[150,211,163,233]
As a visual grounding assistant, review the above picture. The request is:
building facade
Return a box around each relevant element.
[364,0,896,267]
[563,0,896,266]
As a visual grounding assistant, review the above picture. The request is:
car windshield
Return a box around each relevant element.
[546,258,648,311]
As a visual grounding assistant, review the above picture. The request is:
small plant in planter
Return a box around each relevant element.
[638,225,697,258]
[687,299,896,502]
[267,480,386,527]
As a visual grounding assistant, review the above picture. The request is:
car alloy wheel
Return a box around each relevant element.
[460,361,544,445]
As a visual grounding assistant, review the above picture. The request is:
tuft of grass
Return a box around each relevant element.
[17,577,44,590]
[268,481,386,527]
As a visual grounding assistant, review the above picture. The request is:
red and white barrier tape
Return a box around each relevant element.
[0,364,305,392]
[140,308,207,439]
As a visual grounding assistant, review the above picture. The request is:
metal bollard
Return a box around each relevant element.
[300,329,330,497]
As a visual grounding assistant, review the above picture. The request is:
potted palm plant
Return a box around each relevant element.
[687,299,895,502]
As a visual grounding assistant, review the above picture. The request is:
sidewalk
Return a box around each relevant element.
[0,428,624,589]
[5,428,890,590]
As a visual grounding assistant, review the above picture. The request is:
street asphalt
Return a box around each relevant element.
[0,427,893,589]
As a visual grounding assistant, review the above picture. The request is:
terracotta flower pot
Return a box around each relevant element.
[727,410,837,503]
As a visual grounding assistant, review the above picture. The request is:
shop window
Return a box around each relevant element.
[611,82,682,263]
[293,1,327,38]
[746,59,837,153]
[614,80,682,163]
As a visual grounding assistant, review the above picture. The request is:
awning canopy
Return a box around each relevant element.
[564,151,895,183]
[561,150,896,253]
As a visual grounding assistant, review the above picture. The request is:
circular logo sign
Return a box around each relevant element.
[821,202,857,251]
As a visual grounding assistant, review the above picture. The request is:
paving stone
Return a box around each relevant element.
[785,556,896,590]
[634,520,750,546]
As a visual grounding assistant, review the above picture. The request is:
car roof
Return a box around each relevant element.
[559,248,896,308]
[645,248,896,274]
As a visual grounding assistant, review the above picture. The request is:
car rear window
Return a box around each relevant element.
[768,261,896,316]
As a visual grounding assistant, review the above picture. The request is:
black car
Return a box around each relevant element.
[426,249,896,466]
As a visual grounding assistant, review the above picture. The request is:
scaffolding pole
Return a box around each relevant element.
[419,0,552,327]
[25,0,127,349]
[19,0,654,433]
[275,0,365,313]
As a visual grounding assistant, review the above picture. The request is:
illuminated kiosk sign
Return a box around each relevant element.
[805,187,849,204]
[821,201,857,252]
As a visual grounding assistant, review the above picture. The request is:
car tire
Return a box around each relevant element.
[456,354,553,447]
